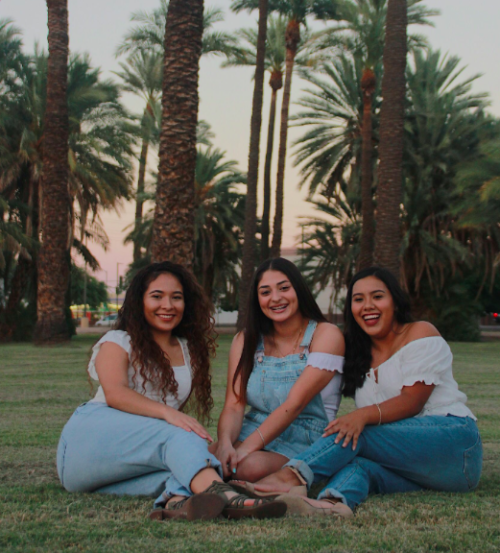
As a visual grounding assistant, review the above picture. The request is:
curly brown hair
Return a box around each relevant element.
[116,261,215,423]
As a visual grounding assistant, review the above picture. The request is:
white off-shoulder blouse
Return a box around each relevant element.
[355,336,476,419]
[87,330,192,409]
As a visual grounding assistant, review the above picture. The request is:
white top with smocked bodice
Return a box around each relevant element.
[87,330,192,409]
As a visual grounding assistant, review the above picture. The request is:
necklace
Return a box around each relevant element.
[272,320,306,358]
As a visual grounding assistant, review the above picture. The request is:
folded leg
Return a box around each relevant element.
[318,457,423,511]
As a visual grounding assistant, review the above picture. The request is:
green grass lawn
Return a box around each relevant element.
[1,335,499,552]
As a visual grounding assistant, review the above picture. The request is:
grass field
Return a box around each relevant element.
[1,335,499,553]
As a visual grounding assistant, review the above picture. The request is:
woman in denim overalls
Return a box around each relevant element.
[212,258,345,482]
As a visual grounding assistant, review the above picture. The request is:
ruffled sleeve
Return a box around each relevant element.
[307,352,344,374]
[399,337,452,387]
[87,330,131,381]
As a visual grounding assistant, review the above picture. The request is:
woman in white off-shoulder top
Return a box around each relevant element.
[211,258,345,484]
[253,267,482,517]
[56,262,286,521]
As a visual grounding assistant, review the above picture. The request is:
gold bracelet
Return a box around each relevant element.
[257,428,266,447]
[375,403,382,425]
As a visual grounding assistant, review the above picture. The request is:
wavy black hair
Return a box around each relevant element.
[116,261,215,423]
[343,266,414,397]
[233,257,327,402]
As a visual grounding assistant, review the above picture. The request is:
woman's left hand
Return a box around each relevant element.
[323,410,368,450]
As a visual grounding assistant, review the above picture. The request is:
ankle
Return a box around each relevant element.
[284,467,307,486]
[322,498,341,506]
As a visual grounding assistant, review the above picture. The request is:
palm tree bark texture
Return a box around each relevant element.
[134,137,149,262]
[34,0,71,344]
[151,0,204,268]
[357,67,376,271]
[270,18,299,257]
[261,69,282,262]
[374,0,407,277]
[237,0,268,329]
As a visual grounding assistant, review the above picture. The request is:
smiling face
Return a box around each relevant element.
[257,270,300,323]
[351,276,396,339]
[143,272,185,335]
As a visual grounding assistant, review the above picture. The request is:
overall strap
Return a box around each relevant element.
[300,320,318,353]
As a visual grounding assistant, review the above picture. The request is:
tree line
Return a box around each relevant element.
[1,0,499,343]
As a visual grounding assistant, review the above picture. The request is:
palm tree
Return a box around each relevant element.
[224,16,313,262]
[231,0,269,328]
[235,0,339,257]
[150,0,204,266]
[193,148,247,302]
[454,132,500,293]
[124,147,247,306]
[116,1,238,58]
[297,184,361,312]
[1,47,134,341]
[294,53,379,202]
[118,0,237,267]
[34,0,71,344]
[297,47,500,337]
[114,50,162,262]
[401,50,493,301]
[311,0,436,269]
[373,0,407,276]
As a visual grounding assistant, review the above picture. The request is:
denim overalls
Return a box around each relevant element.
[238,320,329,459]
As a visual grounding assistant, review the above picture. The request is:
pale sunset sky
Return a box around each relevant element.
[3,0,500,290]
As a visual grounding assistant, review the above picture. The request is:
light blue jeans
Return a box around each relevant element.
[56,402,222,507]
[286,415,482,510]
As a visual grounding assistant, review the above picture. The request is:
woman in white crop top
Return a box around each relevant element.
[212,258,345,484]
[56,262,286,521]
[249,267,482,517]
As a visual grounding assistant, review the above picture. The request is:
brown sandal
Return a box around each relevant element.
[223,492,287,520]
[197,482,286,519]
[149,492,226,522]
[200,481,287,520]
[229,480,307,500]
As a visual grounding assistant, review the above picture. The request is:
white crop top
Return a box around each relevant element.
[88,330,192,409]
[355,336,476,420]
[307,352,344,422]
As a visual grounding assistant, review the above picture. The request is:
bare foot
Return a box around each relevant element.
[253,467,302,493]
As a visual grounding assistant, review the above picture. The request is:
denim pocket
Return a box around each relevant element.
[463,433,483,490]
[56,436,67,488]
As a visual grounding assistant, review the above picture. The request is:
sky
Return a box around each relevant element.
[3,0,500,291]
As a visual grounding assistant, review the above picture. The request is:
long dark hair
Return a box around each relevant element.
[116,261,215,423]
[343,266,413,397]
[233,257,327,402]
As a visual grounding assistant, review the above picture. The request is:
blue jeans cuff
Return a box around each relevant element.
[285,459,314,489]
[318,487,348,506]
[154,456,223,508]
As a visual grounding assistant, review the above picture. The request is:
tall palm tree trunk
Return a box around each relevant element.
[357,67,376,270]
[261,71,282,262]
[34,0,71,344]
[133,131,149,262]
[374,0,407,277]
[237,0,268,329]
[0,256,32,342]
[150,0,204,267]
[270,19,299,257]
